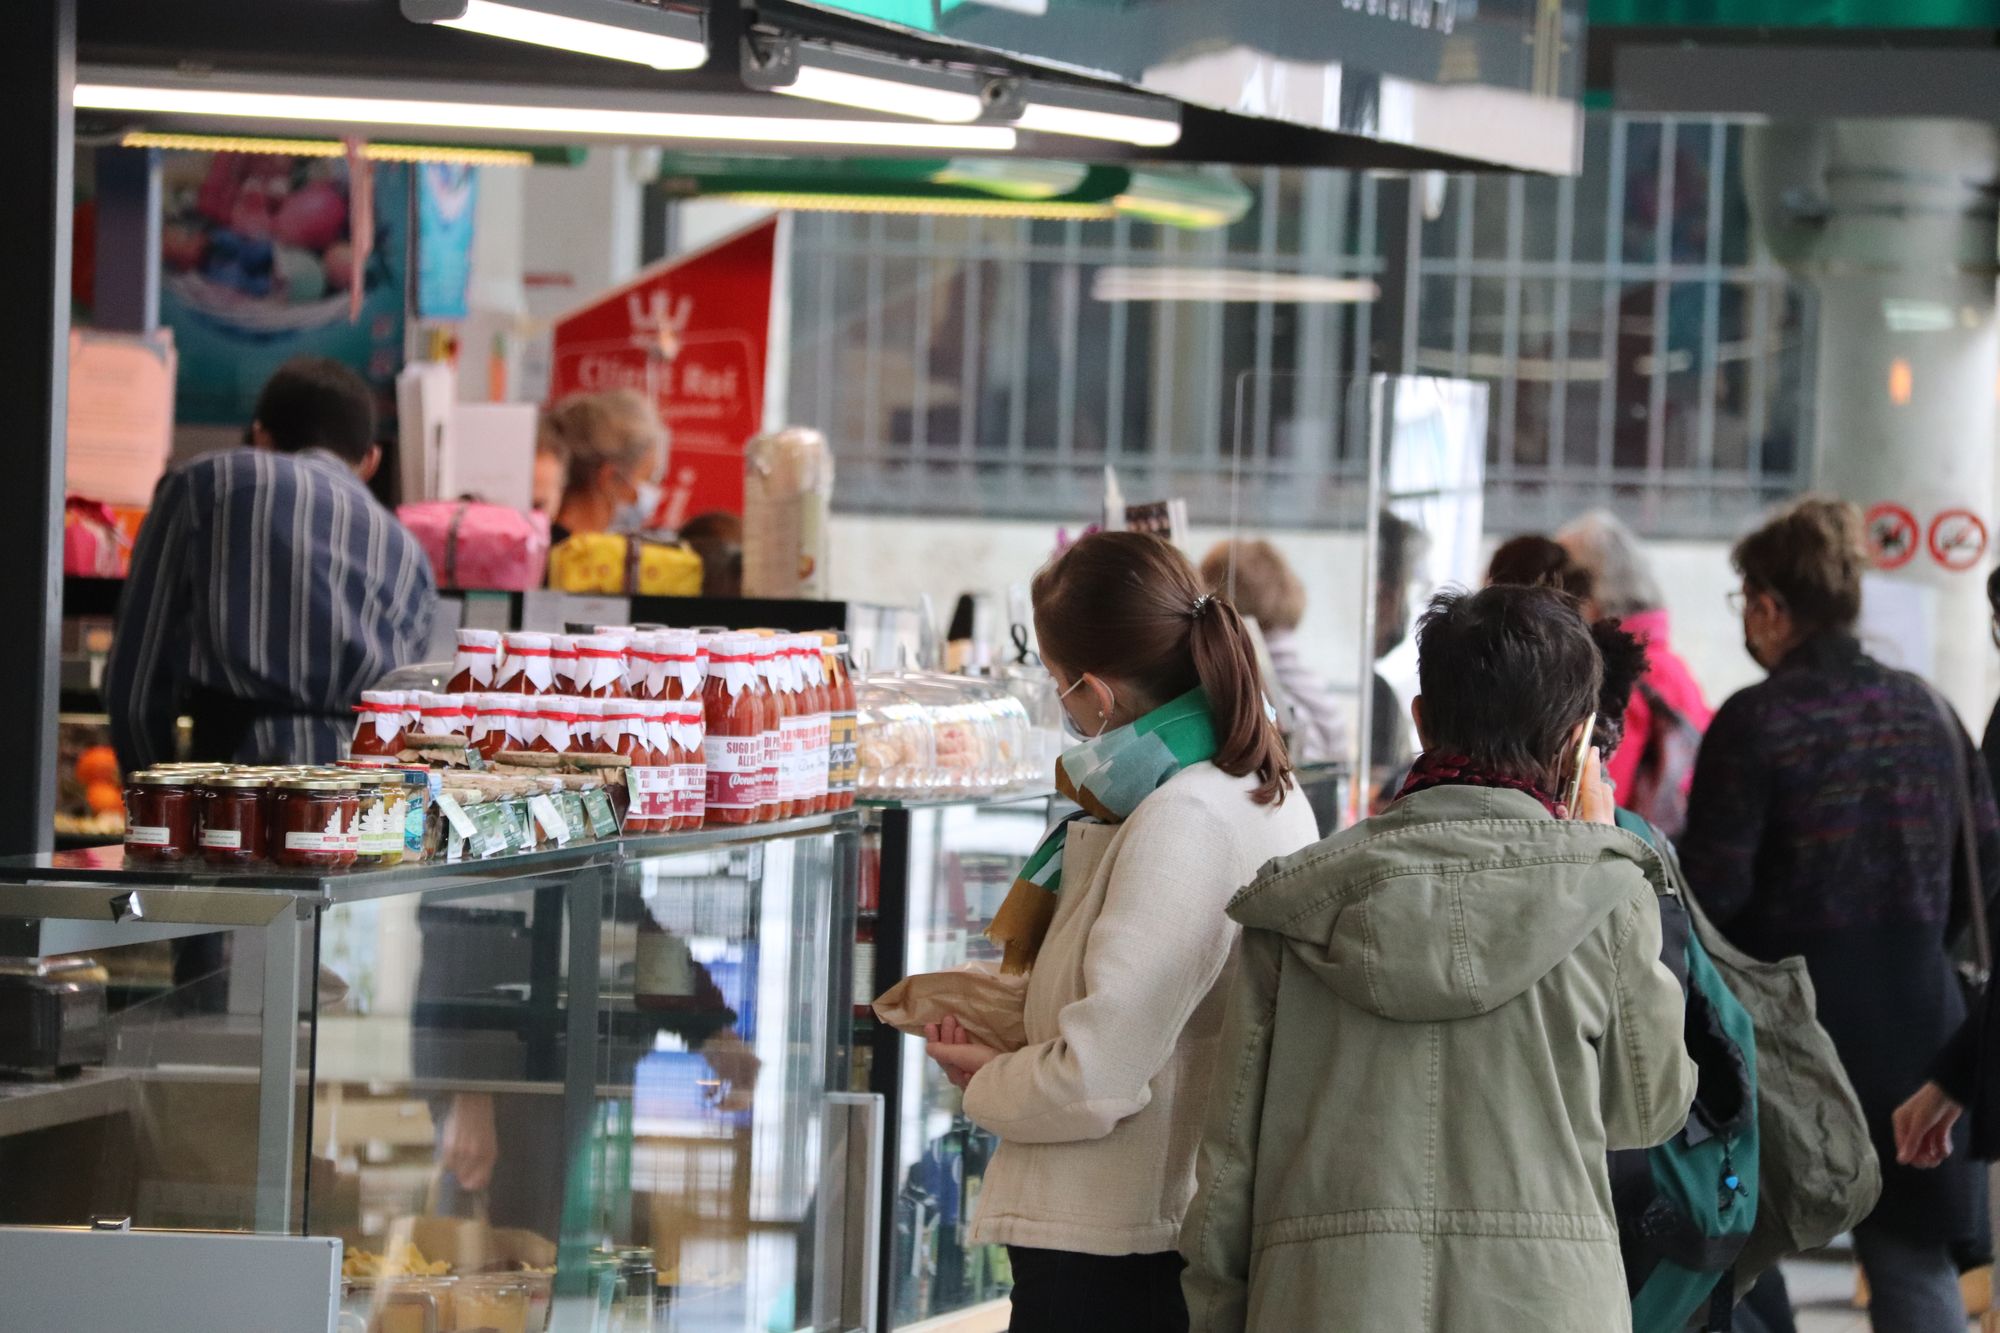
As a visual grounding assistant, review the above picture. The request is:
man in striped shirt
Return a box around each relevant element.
[108,357,438,772]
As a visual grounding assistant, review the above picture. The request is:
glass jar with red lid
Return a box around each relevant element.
[448,628,505,693]
[500,632,555,695]
[572,635,627,698]
[199,773,270,865]
[270,776,361,869]
[349,690,406,758]
[702,633,765,826]
[124,771,203,862]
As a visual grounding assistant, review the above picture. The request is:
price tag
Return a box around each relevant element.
[582,788,620,838]
[529,794,571,846]
[434,792,478,840]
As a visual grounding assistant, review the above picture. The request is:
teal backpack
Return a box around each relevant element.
[1613,809,1761,1333]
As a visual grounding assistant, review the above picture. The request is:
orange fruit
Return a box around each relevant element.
[85,781,124,815]
[76,745,120,788]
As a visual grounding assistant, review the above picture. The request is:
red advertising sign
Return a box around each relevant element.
[1863,502,1919,571]
[549,218,777,525]
[1927,508,1989,572]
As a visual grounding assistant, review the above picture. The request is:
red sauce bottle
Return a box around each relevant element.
[448,629,504,693]
[349,690,406,758]
[549,635,581,696]
[501,632,555,695]
[795,637,830,816]
[618,699,666,833]
[472,695,516,762]
[572,635,628,699]
[825,633,858,811]
[668,699,707,830]
[702,633,764,826]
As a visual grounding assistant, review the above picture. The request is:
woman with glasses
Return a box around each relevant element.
[1681,497,2000,1333]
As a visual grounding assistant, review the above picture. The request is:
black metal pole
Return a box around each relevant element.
[870,807,911,1333]
[0,0,75,856]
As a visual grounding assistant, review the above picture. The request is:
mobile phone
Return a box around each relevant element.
[1561,713,1598,816]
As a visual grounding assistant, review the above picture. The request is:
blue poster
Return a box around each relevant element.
[159,154,409,425]
[417,163,478,321]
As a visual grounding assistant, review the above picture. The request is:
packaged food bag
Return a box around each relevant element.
[744,426,832,599]
[635,540,703,596]
[873,965,1028,1053]
[63,498,133,577]
[400,500,550,591]
[550,533,704,596]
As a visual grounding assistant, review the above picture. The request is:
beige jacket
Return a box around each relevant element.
[963,762,1320,1256]
[1181,785,1697,1333]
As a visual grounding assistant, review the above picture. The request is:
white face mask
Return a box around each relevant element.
[1058,674,1112,742]
[612,479,664,535]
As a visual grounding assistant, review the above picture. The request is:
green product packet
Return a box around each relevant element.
[557,790,593,844]
[582,788,620,838]
[467,803,511,859]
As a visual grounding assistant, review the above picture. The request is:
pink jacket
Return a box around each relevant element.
[1608,609,1713,805]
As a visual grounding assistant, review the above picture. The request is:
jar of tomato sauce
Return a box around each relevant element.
[199,773,270,865]
[348,691,405,758]
[448,628,505,693]
[569,697,605,753]
[666,699,707,830]
[270,776,361,869]
[746,638,783,822]
[703,633,765,826]
[124,771,202,862]
[549,635,581,695]
[500,632,555,695]
[572,635,627,698]
[793,636,831,816]
[662,629,705,702]
[535,698,580,755]
[824,633,858,811]
[615,700,666,834]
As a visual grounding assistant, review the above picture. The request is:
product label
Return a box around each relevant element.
[125,825,172,847]
[529,794,571,846]
[556,790,592,842]
[760,728,782,806]
[829,711,859,794]
[583,788,620,837]
[500,800,537,853]
[778,714,813,803]
[853,940,876,1011]
[284,830,348,853]
[705,733,764,811]
[807,713,830,801]
[434,792,478,840]
[630,767,676,822]
[467,802,511,858]
[669,762,706,821]
[198,828,243,851]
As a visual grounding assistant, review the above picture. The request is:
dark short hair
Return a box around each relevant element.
[253,357,376,464]
[1487,535,1595,604]
[1415,585,1602,788]
[1732,496,1864,633]
[1589,620,1650,759]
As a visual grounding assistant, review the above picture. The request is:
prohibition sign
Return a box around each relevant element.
[1928,508,1989,572]
[1864,502,1919,571]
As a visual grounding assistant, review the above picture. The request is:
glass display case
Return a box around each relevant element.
[856,795,1053,1332]
[0,814,874,1332]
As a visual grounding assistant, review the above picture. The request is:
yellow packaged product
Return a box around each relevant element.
[548,532,628,595]
[636,540,703,596]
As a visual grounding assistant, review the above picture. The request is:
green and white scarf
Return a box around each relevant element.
[988,687,1218,974]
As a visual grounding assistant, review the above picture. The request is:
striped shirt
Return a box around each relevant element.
[107,447,438,770]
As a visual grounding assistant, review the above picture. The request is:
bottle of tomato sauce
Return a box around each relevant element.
[702,633,765,826]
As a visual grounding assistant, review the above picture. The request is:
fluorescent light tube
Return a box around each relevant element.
[422,0,707,71]
[772,65,986,124]
[1016,101,1180,147]
[1092,268,1378,304]
[75,83,1019,151]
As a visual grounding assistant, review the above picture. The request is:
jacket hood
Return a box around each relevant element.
[1228,785,1666,1022]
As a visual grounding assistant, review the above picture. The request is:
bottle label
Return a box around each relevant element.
[125,825,172,847]
[629,767,677,822]
[760,728,782,805]
[808,712,830,800]
[778,714,813,803]
[199,828,243,851]
[853,939,876,1011]
[830,710,859,794]
[285,830,347,853]
[669,762,706,820]
[704,733,764,811]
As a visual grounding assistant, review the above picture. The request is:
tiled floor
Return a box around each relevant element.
[1788,1255,1980,1333]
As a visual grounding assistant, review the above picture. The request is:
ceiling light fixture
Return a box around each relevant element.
[119,131,537,166]
[776,67,985,124]
[748,38,991,124]
[710,192,1117,220]
[75,82,1019,152]
[401,0,707,71]
[1092,268,1379,304]
[1014,93,1181,148]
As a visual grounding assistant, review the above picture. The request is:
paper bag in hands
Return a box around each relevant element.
[873,966,1029,1053]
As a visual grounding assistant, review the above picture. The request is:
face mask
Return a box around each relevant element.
[1058,674,1111,742]
[612,479,664,535]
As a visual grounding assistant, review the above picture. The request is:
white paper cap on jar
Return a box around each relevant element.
[504,630,551,647]
[458,627,502,646]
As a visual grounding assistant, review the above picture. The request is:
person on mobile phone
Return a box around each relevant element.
[1180,584,1694,1333]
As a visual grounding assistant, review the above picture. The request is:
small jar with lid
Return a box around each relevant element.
[549,635,581,695]
[269,776,362,869]
[199,773,271,865]
[348,690,406,758]
[500,632,556,695]
[534,698,579,755]
[449,628,504,693]
[471,695,516,762]
[124,771,203,862]
[665,699,707,831]
[572,634,627,698]
[571,697,607,753]
[702,633,766,826]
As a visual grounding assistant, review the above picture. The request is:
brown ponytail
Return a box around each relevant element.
[1033,531,1295,805]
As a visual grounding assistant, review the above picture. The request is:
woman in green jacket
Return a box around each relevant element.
[1181,584,1697,1333]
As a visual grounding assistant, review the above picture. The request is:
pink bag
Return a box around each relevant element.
[64,498,132,577]
[399,501,550,592]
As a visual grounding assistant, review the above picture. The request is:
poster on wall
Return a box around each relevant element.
[547,217,778,525]
[159,153,408,427]
[417,163,478,320]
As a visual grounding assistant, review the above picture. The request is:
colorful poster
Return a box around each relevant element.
[417,163,478,320]
[548,218,777,523]
[159,153,408,426]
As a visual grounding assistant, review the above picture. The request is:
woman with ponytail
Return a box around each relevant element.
[921,531,1317,1333]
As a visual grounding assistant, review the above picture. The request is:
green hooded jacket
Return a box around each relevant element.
[1181,785,1698,1332]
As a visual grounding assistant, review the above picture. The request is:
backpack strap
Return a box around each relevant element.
[1703,1269,1734,1332]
